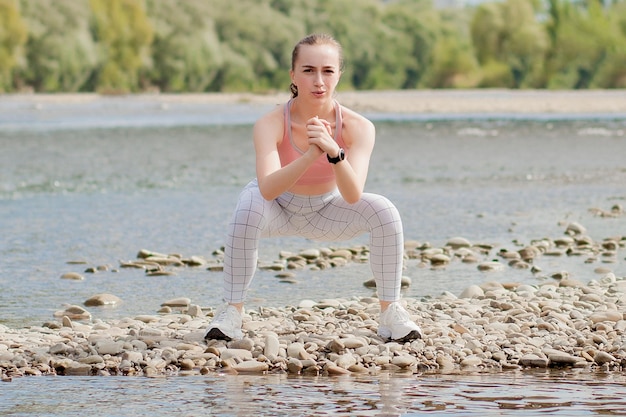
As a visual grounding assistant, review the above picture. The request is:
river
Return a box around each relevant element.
[1,95,625,416]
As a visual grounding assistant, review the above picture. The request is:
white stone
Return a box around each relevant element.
[232,360,269,373]
[221,349,253,361]
[459,285,484,299]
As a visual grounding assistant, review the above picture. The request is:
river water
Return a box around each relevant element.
[1,95,625,416]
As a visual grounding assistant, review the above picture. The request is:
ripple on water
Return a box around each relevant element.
[2,371,626,416]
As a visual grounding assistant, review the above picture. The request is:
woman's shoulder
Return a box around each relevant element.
[253,102,287,140]
[336,102,375,148]
[338,103,375,131]
[255,103,286,127]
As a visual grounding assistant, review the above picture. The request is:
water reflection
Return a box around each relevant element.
[196,370,626,416]
[3,370,626,416]
[200,373,418,416]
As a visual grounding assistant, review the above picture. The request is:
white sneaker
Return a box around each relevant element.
[204,304,243,341]
[378,302,423,342]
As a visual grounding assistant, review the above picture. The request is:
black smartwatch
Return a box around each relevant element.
[327,148,345,164]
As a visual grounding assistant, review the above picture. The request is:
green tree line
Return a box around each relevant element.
[1,0,624,93]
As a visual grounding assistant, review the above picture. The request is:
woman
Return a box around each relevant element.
[205,33,422,343]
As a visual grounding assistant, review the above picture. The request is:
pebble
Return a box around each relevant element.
[161,298,190,308]
[477,261,505,272]
[53,305,91,320]
[459,285,484,299]
[233,360,269,373]
[84,294,122,307]
[60,272,84,281]
[446,237,472,249]
[264,334,280,357]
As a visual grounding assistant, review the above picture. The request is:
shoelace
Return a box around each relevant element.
[217,305,243,325]
[214,306,231,322]
[390,305,410,322]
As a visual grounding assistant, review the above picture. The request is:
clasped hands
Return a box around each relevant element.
[305,116,340,158]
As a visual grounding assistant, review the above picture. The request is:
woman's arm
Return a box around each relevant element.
[307,110,375,204]
[332,114,375,203]
[253,110,323,201]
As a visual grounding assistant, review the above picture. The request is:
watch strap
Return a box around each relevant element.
[327,148,345,164]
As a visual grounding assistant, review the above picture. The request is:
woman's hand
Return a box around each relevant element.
[253,109,322,201]
[306,116,339,157]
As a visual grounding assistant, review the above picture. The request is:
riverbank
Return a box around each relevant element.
[2,274,625,379]
[4,89,626,115]
[2,226,624,380]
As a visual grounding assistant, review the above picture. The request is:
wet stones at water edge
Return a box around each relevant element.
[2,273,626,379]
[2,218,621,379]
[59,219,624,290]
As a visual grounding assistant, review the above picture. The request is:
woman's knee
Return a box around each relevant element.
[231,186,269,230]
[362,194,402,228]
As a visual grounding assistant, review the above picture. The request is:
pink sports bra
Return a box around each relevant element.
[278,99,346,186]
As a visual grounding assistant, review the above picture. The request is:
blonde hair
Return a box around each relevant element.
[290,33,344,98]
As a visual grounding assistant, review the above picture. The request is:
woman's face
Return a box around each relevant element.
[290,44,341,101]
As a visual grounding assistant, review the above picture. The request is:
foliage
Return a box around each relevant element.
[208,0,303,92]
[471,0,548,88]
[426,8,478,88]
[146,0,222,92]
[89,0,153,93]
[0,0,625,92]
[17,0,96,92]
[380,0,439,88]
[0,0,27,92]
[546,0,626,88]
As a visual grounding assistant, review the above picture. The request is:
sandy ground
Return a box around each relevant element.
[4,89,626,114]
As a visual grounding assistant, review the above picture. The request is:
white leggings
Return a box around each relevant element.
[223,179,404,303]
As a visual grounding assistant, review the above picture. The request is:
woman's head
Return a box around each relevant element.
[290,34,344,98]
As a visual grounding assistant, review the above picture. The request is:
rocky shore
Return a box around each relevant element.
[1,211,625,380]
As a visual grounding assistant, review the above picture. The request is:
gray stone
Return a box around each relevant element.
[84,293,122,307]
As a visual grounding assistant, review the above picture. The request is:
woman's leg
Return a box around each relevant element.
[208,187,421,341]
[222,181,287,305]
[301,192,422,342]
[205,181,287,341]
[304,192,405,302]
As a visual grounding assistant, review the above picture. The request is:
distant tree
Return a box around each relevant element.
[303,0,386,90]
[18,0,97,92]
[426,9,478,88]
[381,0,439,89]
[0,0,28,92]
[147,0,223,92]
[4,0,623,92]
[471,0,548,88]
[542,0,626,88]
[89,0,153,93]
[592,1,626,87]
[297,0,416,90]
[209,0,303,92]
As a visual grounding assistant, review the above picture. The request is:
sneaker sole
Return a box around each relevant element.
[393,330,423,343]
[204,328,232,341]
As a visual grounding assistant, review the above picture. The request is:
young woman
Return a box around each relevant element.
[205,33,422,342]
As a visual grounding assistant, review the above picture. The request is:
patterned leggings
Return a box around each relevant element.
[223,179,404,303]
